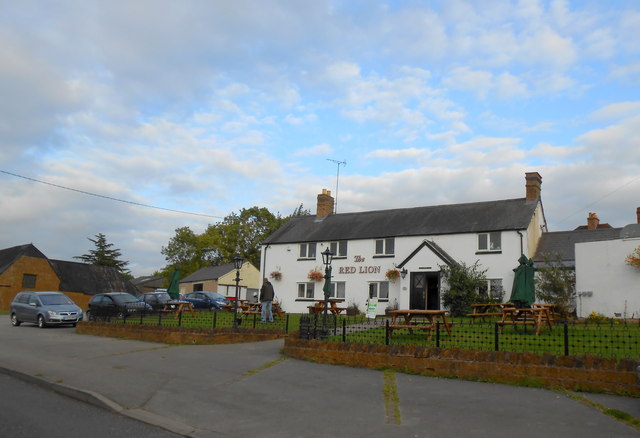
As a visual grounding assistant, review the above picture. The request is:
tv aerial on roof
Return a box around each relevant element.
[327,158,346,214]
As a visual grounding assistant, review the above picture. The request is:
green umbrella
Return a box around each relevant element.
[509,255,535,308]
[167,268,181,300]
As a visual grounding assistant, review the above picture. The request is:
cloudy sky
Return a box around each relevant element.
[1,0,639,277]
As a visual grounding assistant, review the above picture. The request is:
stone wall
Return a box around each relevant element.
[0,257,60,310]
[284,338,640,395]
[77,322,286,344]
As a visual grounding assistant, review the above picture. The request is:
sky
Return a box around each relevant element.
[1,0,639,277]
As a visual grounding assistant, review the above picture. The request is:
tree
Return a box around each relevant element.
[535,253,576,317]
[203,206,288,268]
[160,226,214,278]
[440,261,488,317]
[75,233,130,276]
[160,206,289,277]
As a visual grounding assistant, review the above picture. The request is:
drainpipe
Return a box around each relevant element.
[516,231,524,256]
[261,244,270,279]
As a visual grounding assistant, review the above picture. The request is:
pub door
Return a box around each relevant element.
[409,272,441,310]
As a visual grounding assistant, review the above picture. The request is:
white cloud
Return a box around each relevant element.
[293,143,333,157]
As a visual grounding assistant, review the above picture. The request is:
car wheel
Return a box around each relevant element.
[86,310,94,321]
[10,313,21,326]
[116,311,125,319]
[37,315,47,328]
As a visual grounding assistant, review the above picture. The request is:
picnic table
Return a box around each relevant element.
[497,306,553,336]
[388,309,453,340]
[532,303,561,323]
[162,301,195,318]
[241,301,286,318]
[308,299,346,315]
[467,302,513,323]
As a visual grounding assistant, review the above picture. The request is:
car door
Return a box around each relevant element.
[24,294,40,323]
[13,293,30,321]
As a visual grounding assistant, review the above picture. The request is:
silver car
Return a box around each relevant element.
[10,291,83,328]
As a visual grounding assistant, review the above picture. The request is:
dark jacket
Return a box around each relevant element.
[259,281,275,302]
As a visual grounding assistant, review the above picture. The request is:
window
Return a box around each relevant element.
[22,274,36,289]
[193,283,203,292]
[374,238,395,256]
[368,281,389,300]
[328,281,346,299]
[478,279,504,300]
[299,243,317,259]
[329,241,348,258]
[478,232,501,252]
[297,282,315,299]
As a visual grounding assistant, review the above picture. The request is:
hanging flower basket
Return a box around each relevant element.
[308,269,324,282]
[626,246,640,270]
[385,268,400,282]
[270,271,282,281]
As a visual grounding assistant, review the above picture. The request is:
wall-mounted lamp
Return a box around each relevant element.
[400,268,408,279]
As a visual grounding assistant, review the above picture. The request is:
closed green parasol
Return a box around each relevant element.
[509,255,536,308]
[167,268,181,300]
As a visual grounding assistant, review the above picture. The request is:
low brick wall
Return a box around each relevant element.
[284,338,640,395]
[76,322,286,344]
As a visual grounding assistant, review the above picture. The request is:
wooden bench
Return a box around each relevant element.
[467,303,511,323]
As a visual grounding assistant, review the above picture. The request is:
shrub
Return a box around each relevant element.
[440,261,487,317]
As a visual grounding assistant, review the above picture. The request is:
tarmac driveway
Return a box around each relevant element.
[0,319,638,437]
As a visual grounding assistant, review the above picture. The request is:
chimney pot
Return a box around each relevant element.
[587,212,600,230]
[525,172,542,202]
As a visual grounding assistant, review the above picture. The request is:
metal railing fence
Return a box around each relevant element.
[298,315,640,360]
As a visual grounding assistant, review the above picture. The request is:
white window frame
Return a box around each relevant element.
[329,241,348,258]
[297,282,315,299]
[374,238,395,256]
[478,279,504,299]
[328,281,346,299]
[299,242,317,259]
[477,232,501,252]
[368,281,390,300]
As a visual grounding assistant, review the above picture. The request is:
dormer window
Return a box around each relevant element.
[299,242,317,259]
[478,232,501,252]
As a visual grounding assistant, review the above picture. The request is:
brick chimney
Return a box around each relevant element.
[587,212,600,230]
[317,189,334,217]
[525,172,542,202]
[637,207,640,224]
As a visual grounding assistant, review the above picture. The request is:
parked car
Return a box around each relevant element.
[10,291,83,328]
[140,291,173,311]
[86,292,152,320]
[181,291,228,310]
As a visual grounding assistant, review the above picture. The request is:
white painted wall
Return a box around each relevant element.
[575,238,640,318]
[261,228,533,315]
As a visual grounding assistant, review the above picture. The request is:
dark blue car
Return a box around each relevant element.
[181,291,228,310]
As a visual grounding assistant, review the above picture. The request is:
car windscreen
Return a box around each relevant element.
[112,294,139,304]
[204,292,226,300]
[39,294,74,305]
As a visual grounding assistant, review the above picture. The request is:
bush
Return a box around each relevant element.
[440,261,487,317]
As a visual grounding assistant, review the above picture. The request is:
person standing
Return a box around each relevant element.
[259,278,275,323]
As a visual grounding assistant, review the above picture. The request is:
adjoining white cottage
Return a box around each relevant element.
[260,172,547,315]
[575,222,640,319]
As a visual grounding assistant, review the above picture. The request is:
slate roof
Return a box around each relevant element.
[180,264,236,283]
[49,259,140,296]
[0,244,48,275]
[131,275,165,289]
[263,198,539,244]
[533,228,623,266]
